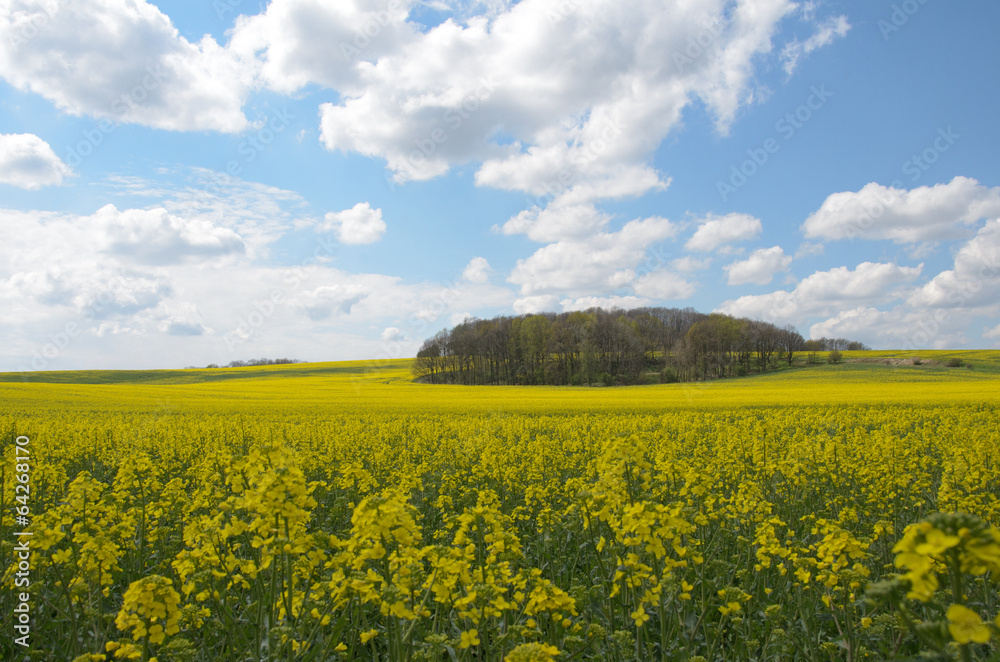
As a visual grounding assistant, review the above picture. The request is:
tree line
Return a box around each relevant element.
[413,307,869,386]
[187,358,303,369]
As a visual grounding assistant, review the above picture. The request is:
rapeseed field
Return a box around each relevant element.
[1,352,999,661]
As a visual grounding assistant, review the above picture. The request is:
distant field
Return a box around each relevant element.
[0,359,398,385]
[2,349,997,386]
[1,351,999,415]
[1,352,999,661]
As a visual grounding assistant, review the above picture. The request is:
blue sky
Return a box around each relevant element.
[1,0,999,371]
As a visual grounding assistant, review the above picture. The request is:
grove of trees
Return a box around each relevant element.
[413,307,869,386]
[188,358,303,369]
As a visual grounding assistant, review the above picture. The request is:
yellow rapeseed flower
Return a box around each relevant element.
[114,575,180,645]
[505,642,561,662]
[459,629,480,648]
[946,604,991,644]
[630,607,650,626]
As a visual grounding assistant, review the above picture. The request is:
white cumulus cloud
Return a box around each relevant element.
[462,257,491,283]
[671,256,712,272]
[513,294,559,314]
[98,204,246,264]
[907,218,1000,309]
[230,0,814,201]
[0,133,72,189]
[632,270,696,300]
[381,326,406,342]
[508,216,679,296]
[685,213,762,252]
[560,295,650,312]
[0,0,252,132]
[320,202,387,245]
[717,261,923,322]
[724,246,792,285]
[500,203,613,243]
[802,177,1000,244]
[808,307,966,351]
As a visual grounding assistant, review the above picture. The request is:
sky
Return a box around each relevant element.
[1,0,999,371]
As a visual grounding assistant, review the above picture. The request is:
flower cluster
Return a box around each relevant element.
[108,573,181,659]
[893,512,1000,602]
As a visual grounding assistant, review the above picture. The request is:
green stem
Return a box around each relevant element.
[948,548,972,662]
